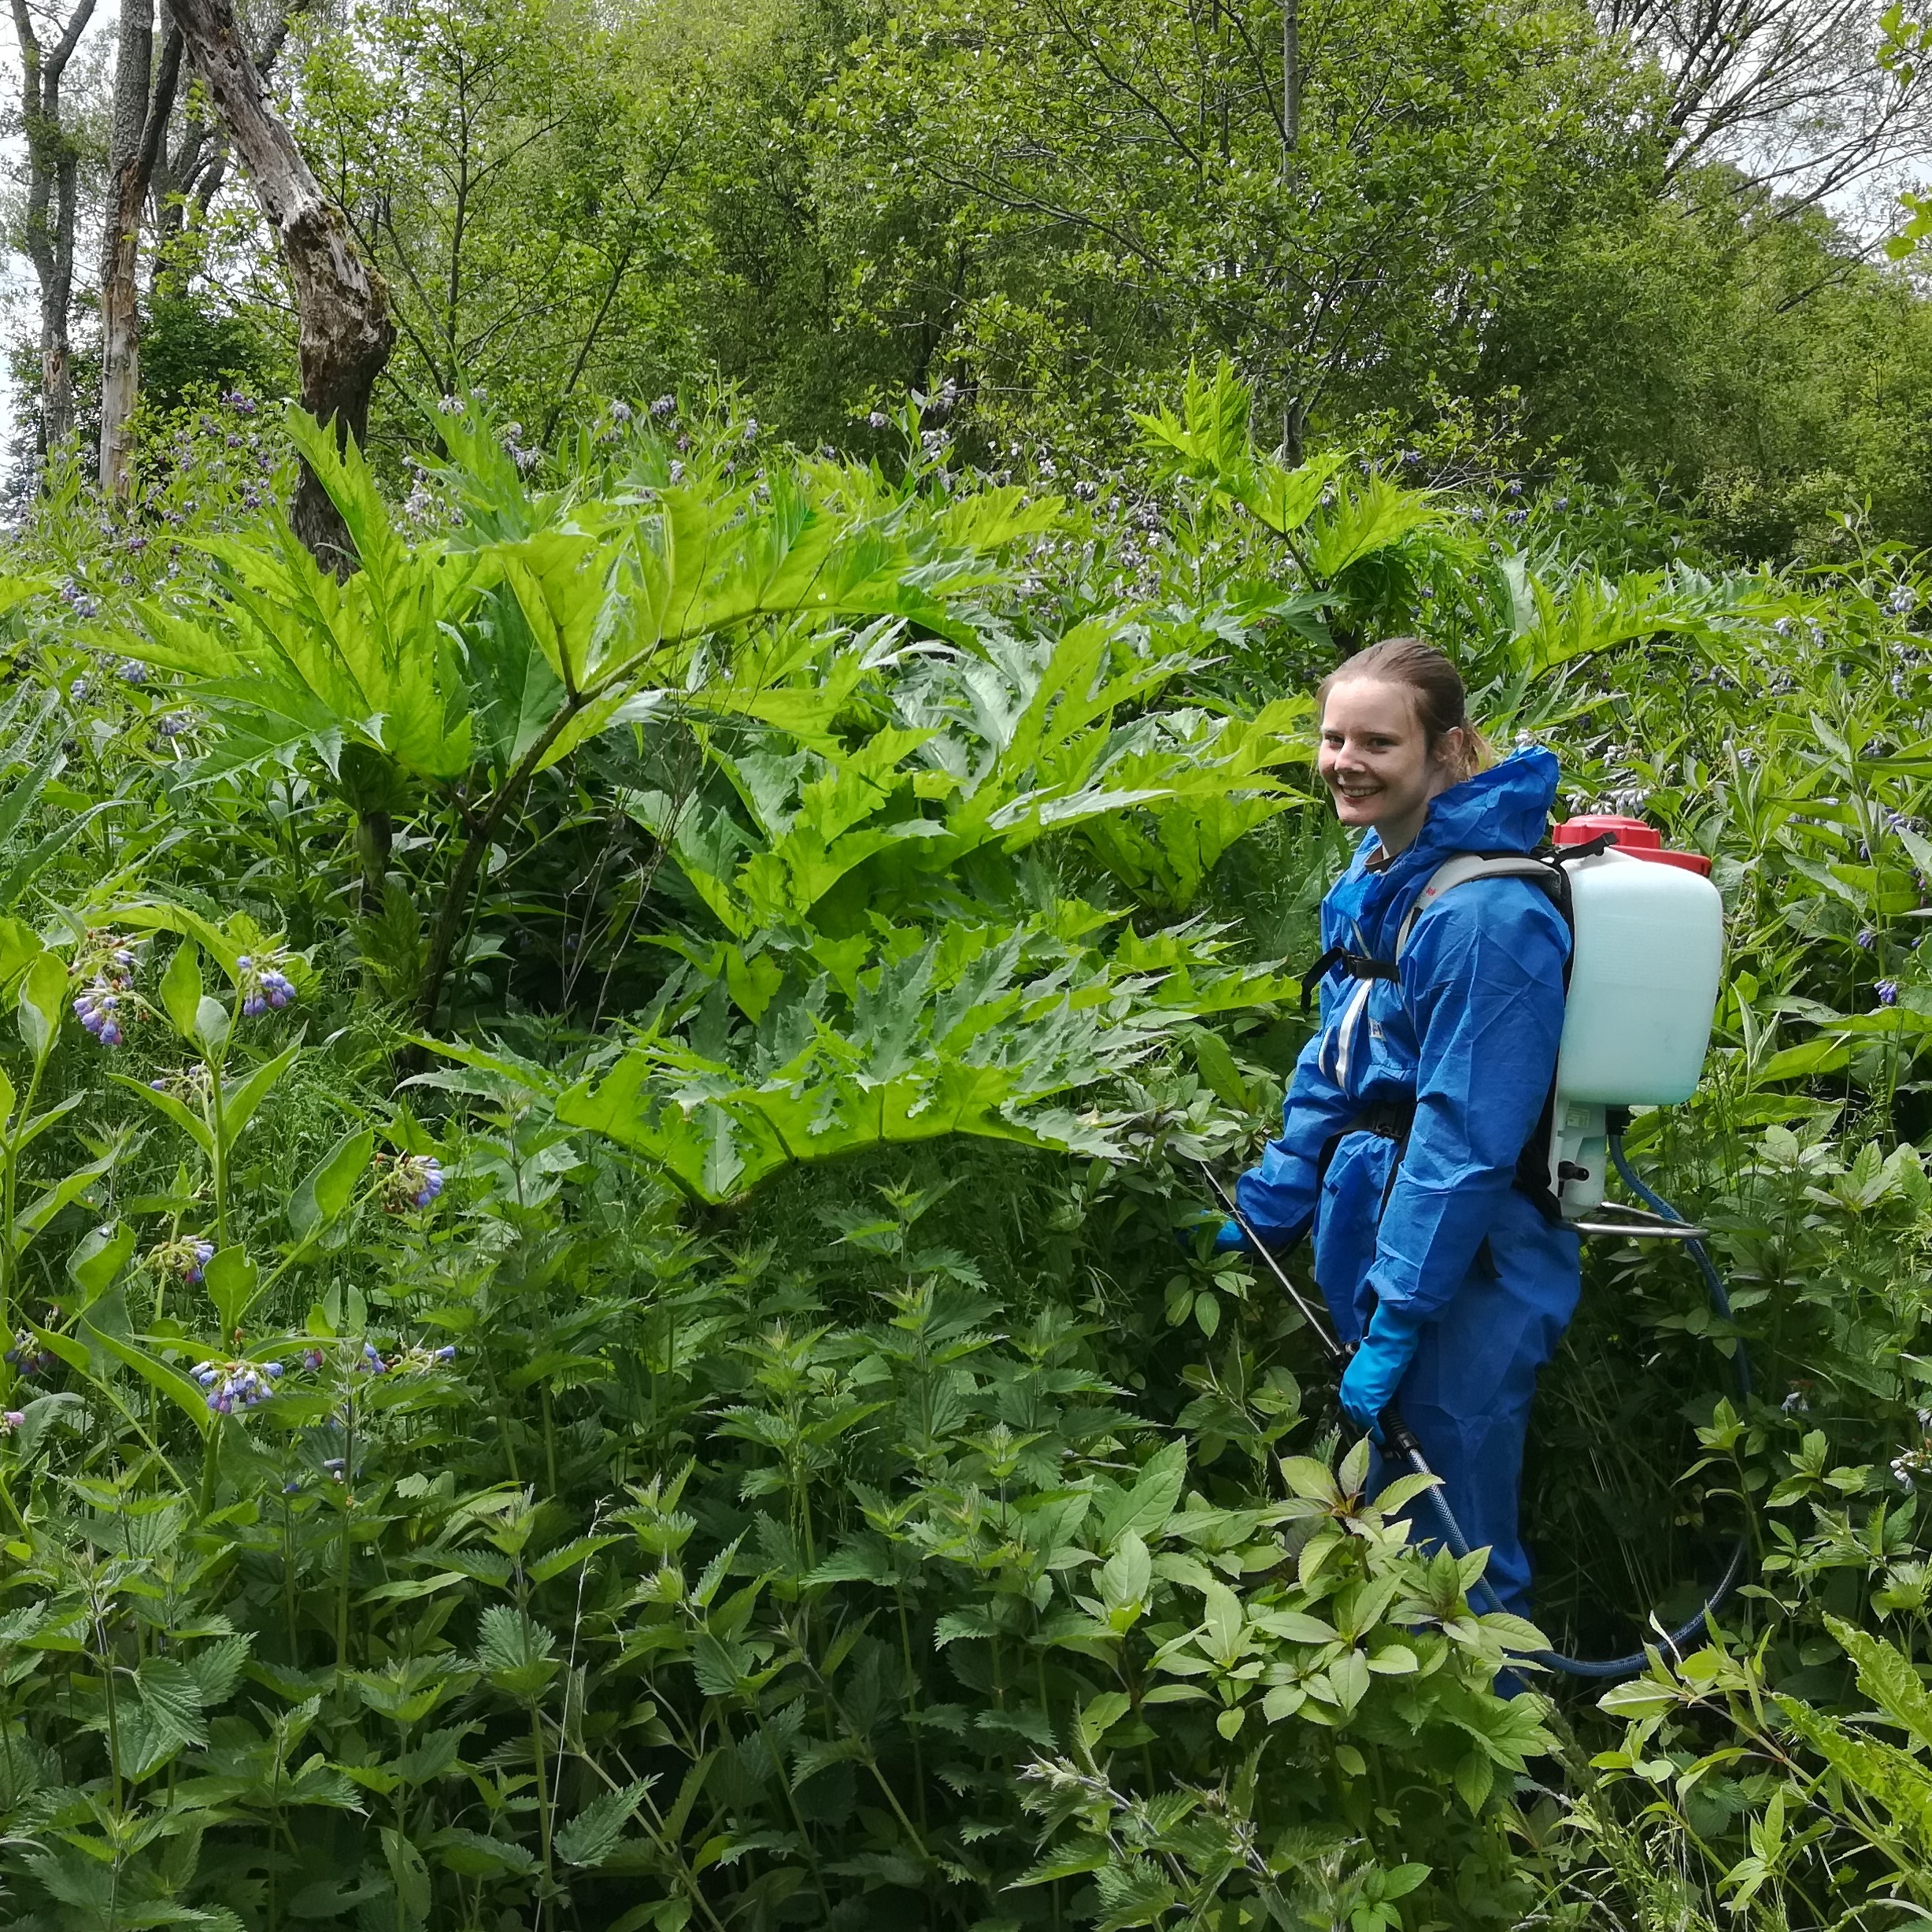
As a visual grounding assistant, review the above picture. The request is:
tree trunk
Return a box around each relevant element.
[168,0,395,574]
[11,0,98,463]
[101,0,182,498]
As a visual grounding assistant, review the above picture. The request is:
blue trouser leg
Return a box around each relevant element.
[1370,1254,1580,1618]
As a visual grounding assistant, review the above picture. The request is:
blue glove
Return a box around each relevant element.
[1174,1216,1247,1254]
[1338,1303,1426,1441]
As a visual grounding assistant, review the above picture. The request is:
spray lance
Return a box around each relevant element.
[1205,814,1751,1683]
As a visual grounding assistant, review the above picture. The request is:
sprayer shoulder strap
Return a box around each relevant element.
[1386,848,1582,1228]
[1393,852,1571,961]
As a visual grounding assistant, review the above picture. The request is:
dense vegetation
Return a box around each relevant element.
[8,0,1932,1926]
[0,353,1919,1929]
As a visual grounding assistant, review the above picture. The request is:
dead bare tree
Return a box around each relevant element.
[99,0,183,497]
[1601,0,1930,209]
[149,2,302,292]
[10,0,99,462]
[166,0,394,571]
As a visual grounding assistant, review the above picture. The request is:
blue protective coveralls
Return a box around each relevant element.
[1235,746,1581,1614]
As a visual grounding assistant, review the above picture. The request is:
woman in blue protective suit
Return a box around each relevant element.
[1220,638,1579,1617]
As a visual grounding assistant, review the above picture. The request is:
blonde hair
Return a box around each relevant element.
[1316,637,1494,781]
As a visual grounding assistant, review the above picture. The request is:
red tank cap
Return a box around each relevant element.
[1553,813,1712,876]
[1553,813,1660,850]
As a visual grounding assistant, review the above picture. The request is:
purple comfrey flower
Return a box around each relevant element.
[1505,479,1524,498]
[117,658,148,685]
[867,411,889,431]
[742,418,760,443]
[1,1411,23,1430]
[72,983,126,1046]
[1860,928,1878,949]
[1889,585,1916,616]
[608,400,633,424]
[1505,508,1528,526]
[5,1330,55,1378]
[235,950,297,1017]
[437,394,465,416]
[68,678,87,704]
[1073,479,1098,502]
[157,712,194,739]
[1878,979,1902,1007]
[302,1347,325,1371]
[192,1357,277,1413]
[668,460,686,485]
[650,394,675,419]
[224,390,258,416]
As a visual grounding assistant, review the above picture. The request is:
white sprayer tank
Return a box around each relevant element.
[1548,817,1725,1215]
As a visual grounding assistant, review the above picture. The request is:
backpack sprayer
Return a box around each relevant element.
[1205,813,1745,1682]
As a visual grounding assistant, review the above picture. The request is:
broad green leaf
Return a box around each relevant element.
[203,1246,261,1337]
[66,1222,135,1308]
[159,942,204,1041]
[288,1127,375,1245]
[219,1042,302,1149]
[81,1325,213,1435]
[1095,1438,1187,1549]
[17,949,65,1061]
[556,1781,651,1869]
[112,1074,215,1156]
[194,994,231,1054]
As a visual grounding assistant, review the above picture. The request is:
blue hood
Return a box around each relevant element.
[1327,746,1560,951]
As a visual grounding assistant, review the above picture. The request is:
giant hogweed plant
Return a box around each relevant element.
[102,401,1080,1031]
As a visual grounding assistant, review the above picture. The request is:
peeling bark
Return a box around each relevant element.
[151,2,300,291]
[168,0,395,572]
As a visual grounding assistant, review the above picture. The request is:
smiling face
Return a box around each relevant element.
[1317,675,1464,854]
